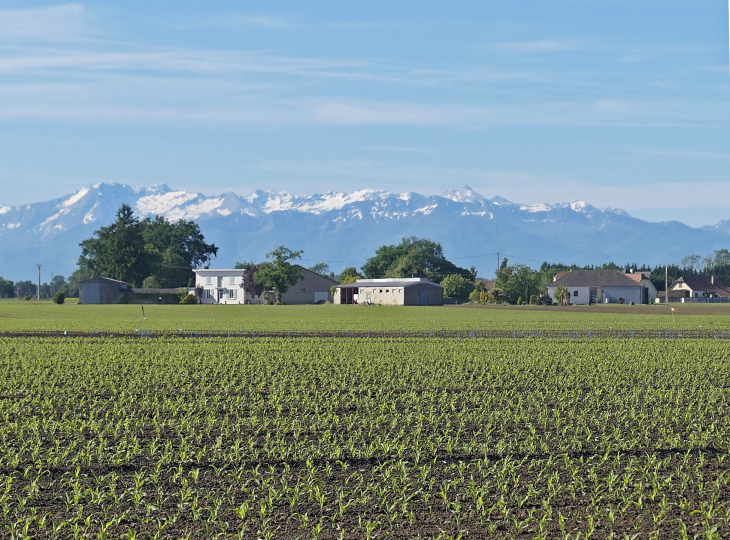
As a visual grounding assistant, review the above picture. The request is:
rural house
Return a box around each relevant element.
[193,267,337,305]
[667,276,730,300]
[547,269,649,305]
[624,271,658,304]
[334,278,443,306]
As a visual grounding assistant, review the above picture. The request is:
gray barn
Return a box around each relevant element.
[78,277,129,304]
[334,278,443,306]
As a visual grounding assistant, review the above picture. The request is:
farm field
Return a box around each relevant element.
[1,301,730,333]
[3,337,730,538]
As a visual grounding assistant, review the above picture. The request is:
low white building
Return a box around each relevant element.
[547,270,649,305]
[334,278,443,306]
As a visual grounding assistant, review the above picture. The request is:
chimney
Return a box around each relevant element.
[711,275,715,285]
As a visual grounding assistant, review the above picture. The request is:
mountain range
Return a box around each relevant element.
[2,183,729,282]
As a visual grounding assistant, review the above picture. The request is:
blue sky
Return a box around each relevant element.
[1,1,729,226]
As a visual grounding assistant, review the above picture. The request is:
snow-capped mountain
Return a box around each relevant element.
[1,183,728,282]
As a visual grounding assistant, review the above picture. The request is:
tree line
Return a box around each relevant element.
[2,204,730,303]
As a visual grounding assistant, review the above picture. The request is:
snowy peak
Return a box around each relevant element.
[442,186,485,204]
[0,183,649,230]
[2,181,730,283]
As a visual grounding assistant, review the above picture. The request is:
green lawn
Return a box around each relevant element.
[1,300,729,332]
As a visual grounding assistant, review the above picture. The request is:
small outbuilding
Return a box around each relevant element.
[78,276,129,304]
[334,278,443,306]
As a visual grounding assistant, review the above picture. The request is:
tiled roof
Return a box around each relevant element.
[550,270,643,288]
[672,276,730,297]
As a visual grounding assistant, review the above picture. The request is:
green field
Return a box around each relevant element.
[3,302,730,538]
[2,301,730,333]
[3,337,730,538]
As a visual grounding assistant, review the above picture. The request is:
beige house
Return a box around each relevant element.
[334,278,443,306]
[277,269,338,304]
[668,276,730,299]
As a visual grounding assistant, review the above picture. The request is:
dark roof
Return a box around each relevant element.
[80,276,127,285]
[338,280,443,290]
[297,268,339,285]
[550,270,643,288]
[476,279,495,290]
[130,288,182,294]
[671,276,730,297]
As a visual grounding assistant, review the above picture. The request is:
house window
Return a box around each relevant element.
[573,290,578,297]
[229,289,236,299]
[229,276,236,285]
[205,289,212,299]
[678,283,682,288]
[205,276,212,285]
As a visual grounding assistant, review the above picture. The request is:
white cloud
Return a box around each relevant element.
[204,14,297,30]
[0,4,90,43]
[492,39,578,52]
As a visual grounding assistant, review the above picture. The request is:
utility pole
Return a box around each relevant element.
[50,272,54,297]
[665,265,668,306]
[37,264,41,300]
[496,252,500,277]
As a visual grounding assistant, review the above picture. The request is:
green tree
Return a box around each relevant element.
[142,216,218,287]
[253,246,303,303]
[0,277,14,298]
[235,261,264,299]
[361,237,475,283]
[16,280,36,298]
[553,286,570,306]
[78,205,217,288]
[441,274,474,298]
[337,267,361,283]
[78,204,155,286]
[469,281,486,303]
[308,262,330,276]
[495,261,541,305]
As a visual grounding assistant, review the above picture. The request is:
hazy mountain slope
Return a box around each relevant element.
[1,183,728,282]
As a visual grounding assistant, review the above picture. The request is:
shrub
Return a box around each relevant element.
[529,294,538,305]
[178,287,189,303]
[142,276,161,289]
[180,294,197,305]
[22,295,31,301]
[517,296,523,305]
[52,291,66,304]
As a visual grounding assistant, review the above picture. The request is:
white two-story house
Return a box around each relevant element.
[193,268,251,305]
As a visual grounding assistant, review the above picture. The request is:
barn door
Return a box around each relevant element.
[419,290,428,305]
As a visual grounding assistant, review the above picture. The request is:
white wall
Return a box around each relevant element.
[549,286,591,305]
[194,270,245,304]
